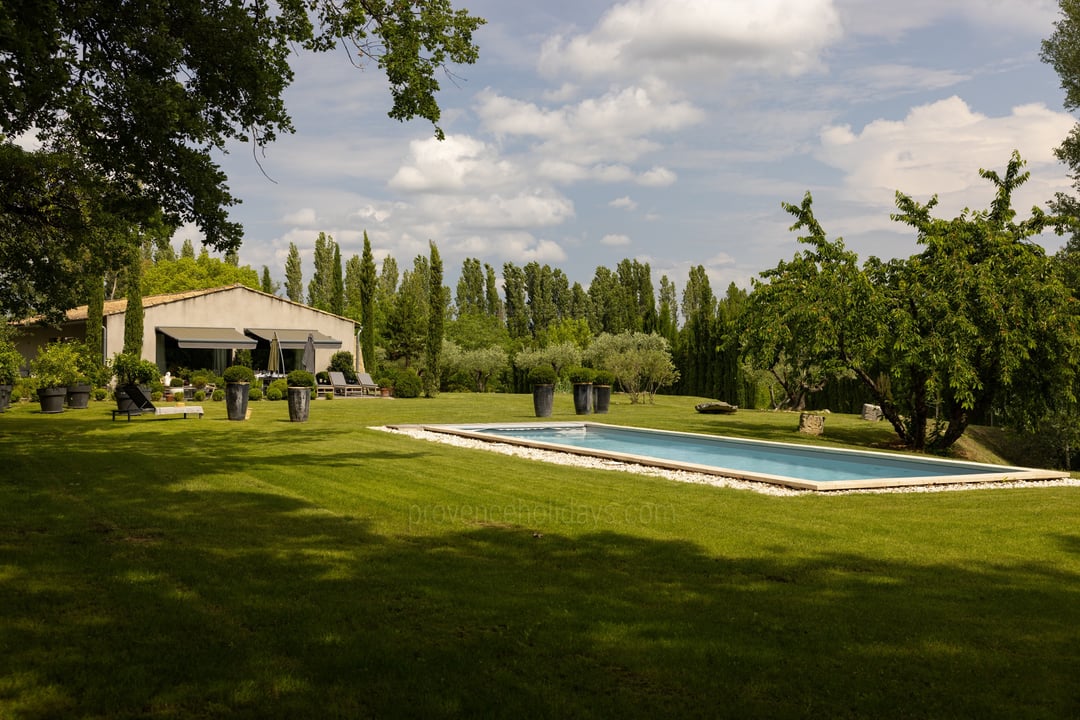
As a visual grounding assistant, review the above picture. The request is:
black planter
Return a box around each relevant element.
[532,384,555,417]
[287,387,311,422]
[593,385,612,414]
[226,382,250,421]
[37,386,67,414]
[0,384,11,413]
[115,385,150,412]
[66,384,92,409]
[573,383,593,415]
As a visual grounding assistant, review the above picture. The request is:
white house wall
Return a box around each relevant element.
[139,287,356,372]
[18,287,357,376]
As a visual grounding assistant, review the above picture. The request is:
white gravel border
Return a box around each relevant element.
[377,426,1080,497]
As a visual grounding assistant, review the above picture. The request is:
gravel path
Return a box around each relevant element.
[378,426,1080,497]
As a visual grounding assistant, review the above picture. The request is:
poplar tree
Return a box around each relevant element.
[359,233,377,372]
[284,243,303,302]
[122,244,144,356]
[425,241,445,397]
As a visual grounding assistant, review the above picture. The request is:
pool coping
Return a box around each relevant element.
[403,421,1070,492]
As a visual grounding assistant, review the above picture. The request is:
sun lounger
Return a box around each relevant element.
[329,371,364,397]
[355,372,379,396]
[112,384,204,421]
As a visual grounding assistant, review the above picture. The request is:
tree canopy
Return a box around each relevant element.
[0,0,483,247]
[0,0,483,318]
[742,153,1078,452]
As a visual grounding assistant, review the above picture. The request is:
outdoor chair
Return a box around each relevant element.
[112,384,205,421]
[355,372,379,396]
[329,371,365,397]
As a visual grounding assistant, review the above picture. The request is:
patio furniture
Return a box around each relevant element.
[329,371,364,397]
[355,372,379,396]
[112,384,205,421]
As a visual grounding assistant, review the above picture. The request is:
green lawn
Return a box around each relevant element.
[1,393,1078,718]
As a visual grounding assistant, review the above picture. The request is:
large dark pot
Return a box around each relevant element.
[37,386,67,414]
[287,387,311,422]
[226,382,250,421]
[115,385,150,412]
[593,385,612,414]
[573,382,593,415]
[532,384,555,418]
[66,384,92,409]
[0,384,11,413]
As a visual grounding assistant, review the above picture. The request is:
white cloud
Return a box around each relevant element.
[849,64,970,94]
[610,196,638,210]
[601,233,632,246]
[638,167,677,186]
[539,0,843,82]
[817,97,1074,215]
[426,191,576,230]
[837,0,1059,39]
[388,134,516,192]
[476,86,704,165]
[281,207,318,226]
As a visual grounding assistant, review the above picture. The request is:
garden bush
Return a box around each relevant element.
[393,368,422,398]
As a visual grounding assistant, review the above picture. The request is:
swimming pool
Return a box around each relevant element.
[417,422,1068,491]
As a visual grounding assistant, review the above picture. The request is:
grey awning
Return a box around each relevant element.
[244,328,343,350]
[157,326,257,350]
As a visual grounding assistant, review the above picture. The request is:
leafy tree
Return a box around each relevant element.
[424,241,445,397]
[122,245,144,356]
[261,265,280,296]
[616,258,657,333]
[446,312,510,351]
[676,265,717,398]
[747,154,1078,452]
[539,317,593,351]
[443,340,507,392]
[587,332,679,404]
[656,275,678,344]
[0,144,130,319]
[514,342,582,379]
[284,243,303,302]
[142,252,261,295]
[374,255,399,349]
[0,0,485,254]
[502,262,529,339]
[524,262,556,338]
[587,265,624,334]
[359,233,377,372]
[386,256,428,368]
[331,242,344,315]
[455,257,485,316]
[484,263,504,321]
[180,239,196,259]
[345,254,363,321]
[308,232,336,311]
[568,282,592,321]
[1042,2,1080,232]
[741,217,853,413]
[84,273,105,371]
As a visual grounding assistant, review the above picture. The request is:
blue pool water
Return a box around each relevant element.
[432,423,1043,488]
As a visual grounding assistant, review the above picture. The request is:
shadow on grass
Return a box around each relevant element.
[1,409,1078,718]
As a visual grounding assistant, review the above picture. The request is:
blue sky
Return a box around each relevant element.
[200,0,1077,300]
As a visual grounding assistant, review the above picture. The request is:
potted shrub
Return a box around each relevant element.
[568,366,594,415]
[286,369,315,422]
[592,369,615,414]
[223,364,255,421]
[31,342,82,413]
[112,353,160,412]
[529,365,557,418]
[0,336,22,413]
[64,347,99,410]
